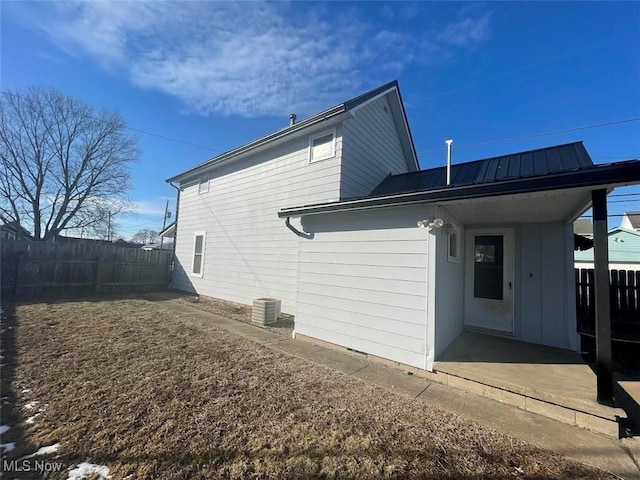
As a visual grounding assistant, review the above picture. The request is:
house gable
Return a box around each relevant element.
[341,91,417,199]
[166,80,417,186]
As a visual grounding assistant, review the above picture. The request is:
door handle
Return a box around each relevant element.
[509,281,512,290]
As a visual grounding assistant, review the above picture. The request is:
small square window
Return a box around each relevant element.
[198,177,209,194]
[309,130,336,162]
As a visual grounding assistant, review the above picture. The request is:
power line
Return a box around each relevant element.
[124,126,219,152]
[579,214,630,218]
[418,117,640,155]
[4,89,639,162]
[0,89,221,153]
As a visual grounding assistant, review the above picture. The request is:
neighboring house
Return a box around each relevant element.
[621,211,640,232]
[114,239,145,249]
[0,221,31,240]
[167,80,640,372]
[573,218,593,237]
[141,242,173,251]
[575,228,640,271]
[159,221,176,240]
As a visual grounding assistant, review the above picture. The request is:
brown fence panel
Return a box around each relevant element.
[575,268,640,342]
[1,239,172,298]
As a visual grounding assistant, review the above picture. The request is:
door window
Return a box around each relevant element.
[474,235,504,300]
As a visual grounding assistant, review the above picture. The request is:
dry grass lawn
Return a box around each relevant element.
[0,294,615,479]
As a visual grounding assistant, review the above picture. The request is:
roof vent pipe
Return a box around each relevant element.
[289,113,297,126]
[445,139,453,186]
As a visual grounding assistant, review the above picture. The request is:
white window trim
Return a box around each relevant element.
[447,226,460,263]
[198,177,209,194]
[191,231,206,277]
[308,128,336,163]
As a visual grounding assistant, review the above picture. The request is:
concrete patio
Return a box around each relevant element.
[434,331,637,437]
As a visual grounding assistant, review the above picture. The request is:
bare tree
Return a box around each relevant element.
[132,229,159,244]
[0,87,138,240]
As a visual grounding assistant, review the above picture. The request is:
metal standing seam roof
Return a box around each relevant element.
[166,80,415,183]
[370,142,593,196]
[278,143,640,217]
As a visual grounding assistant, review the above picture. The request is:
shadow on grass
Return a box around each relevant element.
[7,289,186,307]
[0,302,41,479]
[46,446,595,480]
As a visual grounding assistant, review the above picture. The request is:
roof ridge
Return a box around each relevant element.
[613,227,640,237]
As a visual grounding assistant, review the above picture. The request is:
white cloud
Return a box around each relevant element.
[438,13,492,47]
[126,199,171,217]
[9,1,492,117]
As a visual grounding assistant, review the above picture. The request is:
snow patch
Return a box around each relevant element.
[25,401,38,409]
[21,443,61,459]
[21,389,31,393]
[1,442,15,452]
[67,462,111,480]
[26,413,41,424]
[0,425,10,435]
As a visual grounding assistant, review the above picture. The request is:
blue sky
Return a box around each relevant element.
[2,1,639,238]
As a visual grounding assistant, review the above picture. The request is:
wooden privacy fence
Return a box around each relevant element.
[576,268,640,342]
[1,239,172,298]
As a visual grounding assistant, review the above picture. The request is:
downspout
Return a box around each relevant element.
[168,181,181,285]
[284,217,313,239]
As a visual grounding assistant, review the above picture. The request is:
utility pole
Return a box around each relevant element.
[160,200,170,249]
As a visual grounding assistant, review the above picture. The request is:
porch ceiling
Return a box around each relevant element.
[441,187,593,225]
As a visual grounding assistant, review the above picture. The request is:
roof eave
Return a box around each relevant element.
[278,160,640,218]
[166,104,348,183]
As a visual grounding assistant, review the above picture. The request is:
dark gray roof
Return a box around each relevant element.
[370,142,593,197]
[344,80,399,110]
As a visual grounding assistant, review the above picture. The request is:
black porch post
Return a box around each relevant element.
[592,189,613,405]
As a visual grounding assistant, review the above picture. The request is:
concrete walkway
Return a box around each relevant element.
[159,298,640,480]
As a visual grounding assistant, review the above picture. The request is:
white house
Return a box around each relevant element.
[167,81,418,314]
[167,81,640,374]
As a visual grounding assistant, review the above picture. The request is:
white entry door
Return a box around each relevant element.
[464,229,515,333]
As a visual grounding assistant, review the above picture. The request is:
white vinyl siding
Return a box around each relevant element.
[518,222,578,351]
[295,205,434,369]
[433,212,464,358]
[171,129,343,314]
[340,94,410,199]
